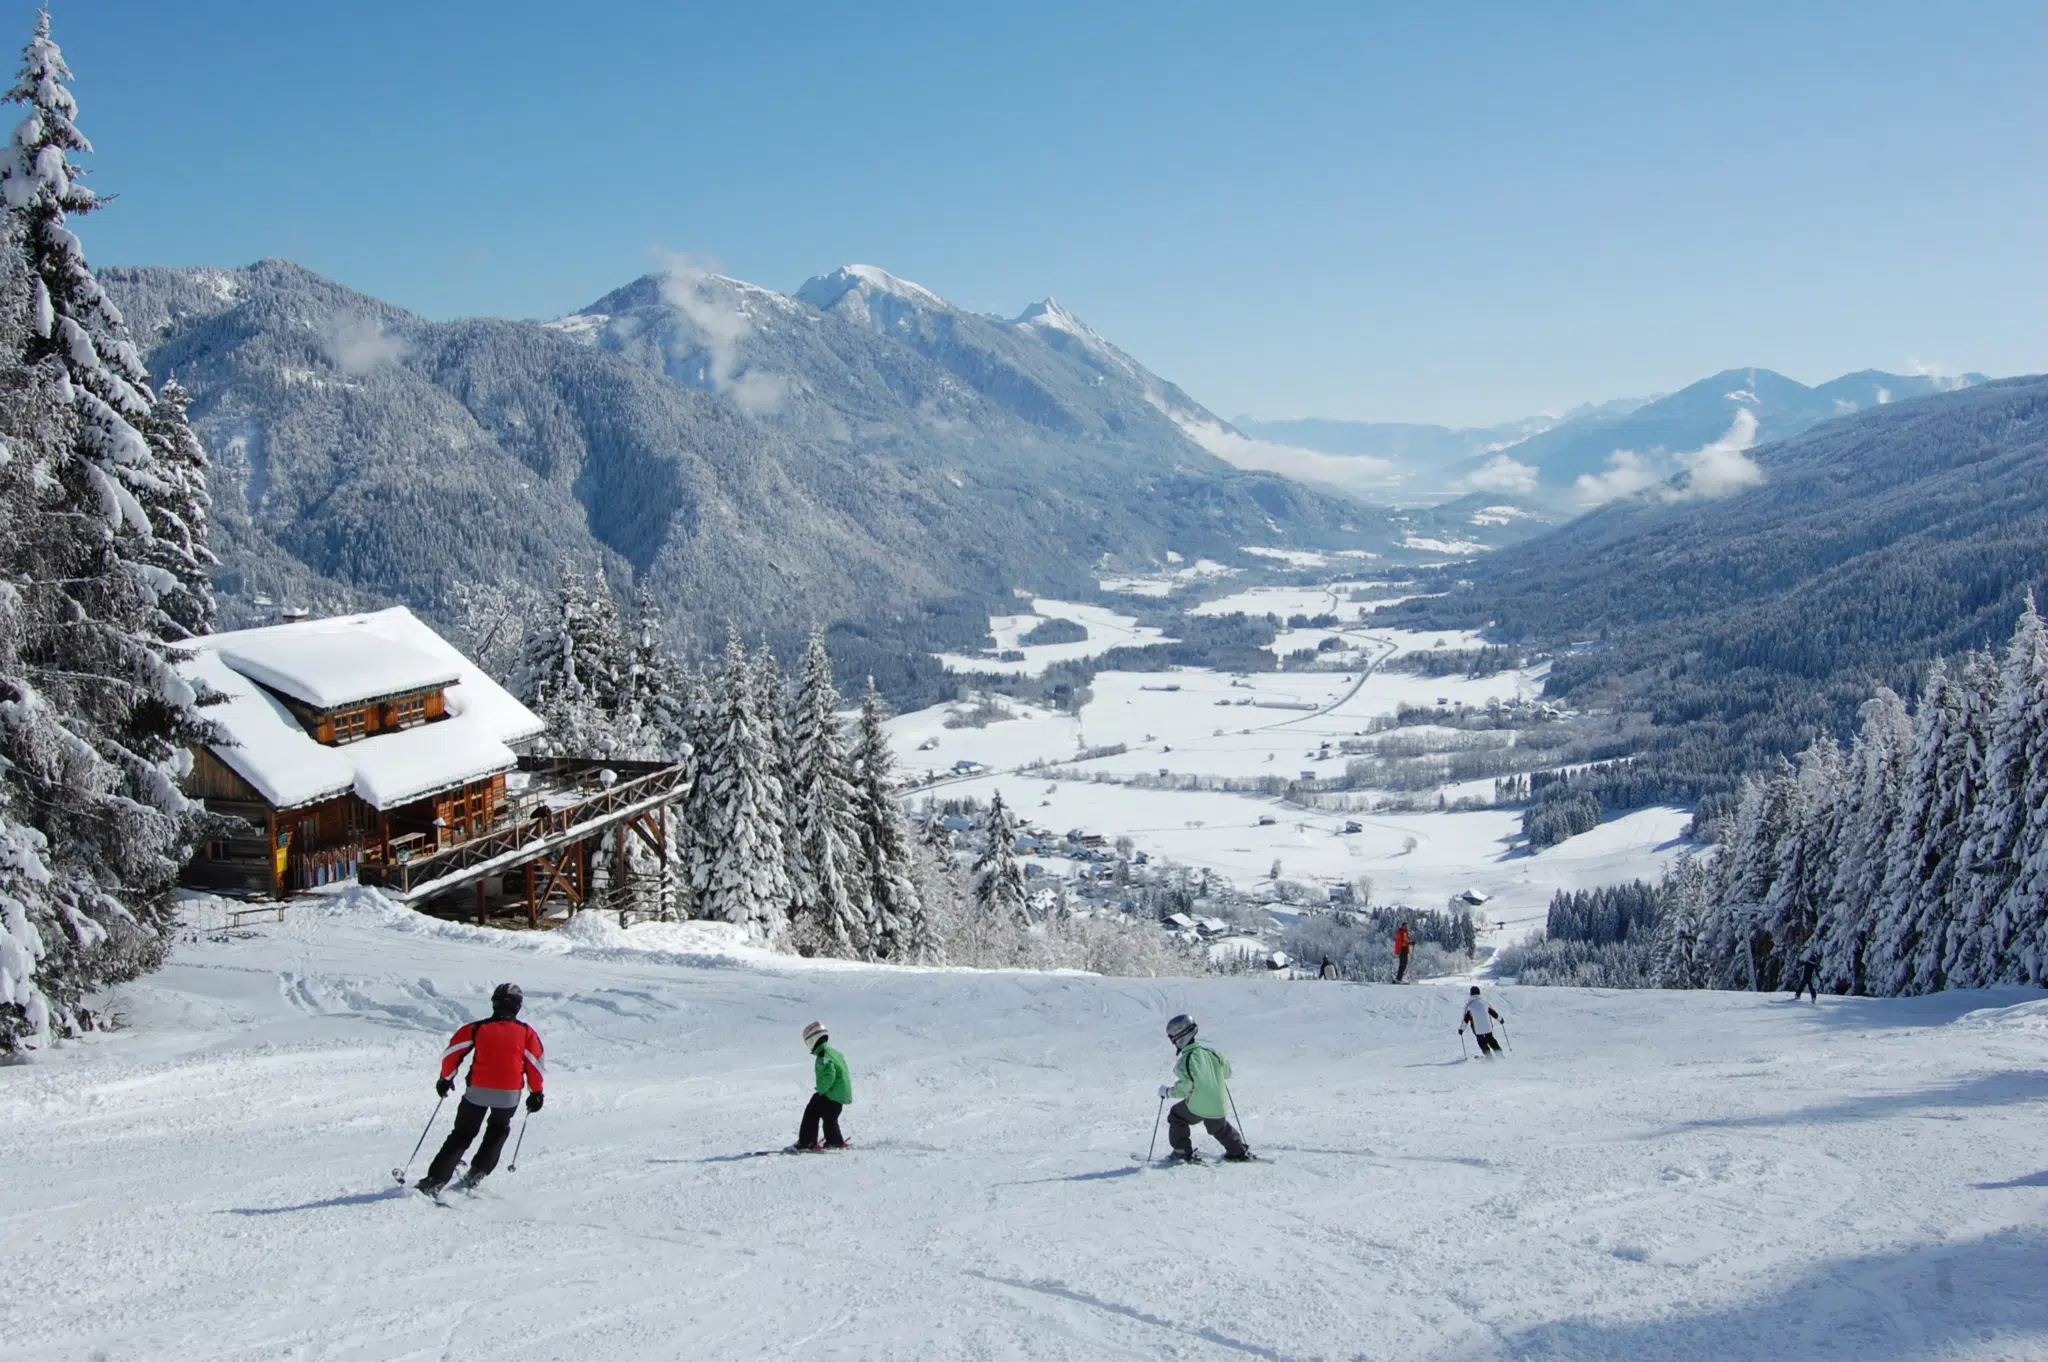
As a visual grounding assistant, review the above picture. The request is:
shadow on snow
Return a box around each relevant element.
[1496,1228,2047,1361]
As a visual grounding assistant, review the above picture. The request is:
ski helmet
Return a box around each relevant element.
[492,982,523,1015]
[1469,985,1481,996]
[802,1020,828,1050]
[1166,1014,1198,1047]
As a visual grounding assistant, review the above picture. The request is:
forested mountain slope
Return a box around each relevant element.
[102,261,1392,683]
[1385,376,2048,820]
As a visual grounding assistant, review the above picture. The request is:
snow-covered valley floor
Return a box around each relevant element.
[4,894,2045,1361]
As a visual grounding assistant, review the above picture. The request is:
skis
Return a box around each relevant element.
[1129,1153,1268,1167]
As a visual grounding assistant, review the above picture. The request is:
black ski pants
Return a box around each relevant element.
[1394,950,1410,983]
[1168,1101,1247,1158]
[1792,965,1819,1002]
[798,1093,846,1149]
[427,1098,514,1184]
[1474,1031,1503,1055]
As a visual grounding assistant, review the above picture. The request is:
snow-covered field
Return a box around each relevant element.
[4,891,2043,1360]
[936,600,1167,677]
[891,620,1621,933]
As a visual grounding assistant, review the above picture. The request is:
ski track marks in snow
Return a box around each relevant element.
[2,896,2046,1360]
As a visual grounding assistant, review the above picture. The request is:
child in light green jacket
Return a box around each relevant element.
[1158,1014,1251,1162]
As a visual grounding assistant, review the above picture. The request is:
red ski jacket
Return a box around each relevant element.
[440,1017,545,1096]
[1394,926,1412,955]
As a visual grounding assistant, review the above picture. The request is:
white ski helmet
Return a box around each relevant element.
[802,1020,828,1050]
[1166,1014,1198,1047]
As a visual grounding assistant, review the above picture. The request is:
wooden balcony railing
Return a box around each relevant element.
[358,758,689,898]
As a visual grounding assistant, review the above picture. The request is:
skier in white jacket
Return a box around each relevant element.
[1460,986,1505,1056]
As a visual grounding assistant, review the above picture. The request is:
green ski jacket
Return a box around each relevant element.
[1170,1042,1231,1120]
[813,1043,853,1104]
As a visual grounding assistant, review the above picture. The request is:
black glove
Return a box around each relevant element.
[436,1077,453,1098]
[526,1091,544,1113]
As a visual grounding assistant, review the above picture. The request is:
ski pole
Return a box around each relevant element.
[394,1094,446,1185]
[1226,1083,1249,1150]
[1501,1022,1513,1054]
[1458,1029,1468,1060]
[507,1109,532,1172]
[1145,1094,1165,1163]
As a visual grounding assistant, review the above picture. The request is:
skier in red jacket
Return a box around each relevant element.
[416,983,544,1198]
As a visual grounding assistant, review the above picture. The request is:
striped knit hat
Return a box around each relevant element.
[802,1021,828,1049]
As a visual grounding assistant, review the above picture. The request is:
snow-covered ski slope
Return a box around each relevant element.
[4,892,2044,1360]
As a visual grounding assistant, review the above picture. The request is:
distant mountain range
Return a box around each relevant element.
[1383,374,2048,815]
[1236,368,1985,503]
[102,259,1413,690]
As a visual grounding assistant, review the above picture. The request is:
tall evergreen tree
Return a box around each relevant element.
[850,680,929,960]
[625,587,687,761]
[1758,738,1844,989]
[751,638,799,903]
[971,791,1027,926]
[1819,689,1914,993]
[522,560,633,756]
[135,376,214,640]
[691,630,789,939]
[786,630,868,957]
[1953,598,2048,985]
[0,15,212,1050]
[1867,659,1992,995]
[1653,855,1711,988]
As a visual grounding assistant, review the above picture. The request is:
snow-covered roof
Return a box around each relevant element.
[212,630,460,710]
[178,608,545,811]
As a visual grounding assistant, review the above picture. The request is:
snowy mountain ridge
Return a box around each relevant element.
[101,258,1399,695]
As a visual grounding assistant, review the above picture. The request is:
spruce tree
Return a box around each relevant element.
[751,639,799,904]
[521,560,634,756]
[1759,738,1843,989]
[786,630,868,957]
[1954,598,2048,985]
[1653,855,1711,988]
[626,587,688,762]
[1868,660,1990,995]
[136,377,215,640]
[1820,689,1914,993]
[971,791,1027,925]
[850,680,929,960]
[0,15,212,1050]
[691,630,790,939]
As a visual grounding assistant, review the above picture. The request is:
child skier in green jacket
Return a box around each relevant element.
[1158,1014,1251,1163]
[789,1020,852,1152]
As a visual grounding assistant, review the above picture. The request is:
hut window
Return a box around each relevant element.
[332,708,368,744]
[388,695,428,730]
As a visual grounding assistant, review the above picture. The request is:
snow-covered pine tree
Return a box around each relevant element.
[672,663,717,917]
[691,630,790,939]
[1652,855,1712,988]
[1819,689,1914,993]
[135,377,215,640]
[971,791,1027,925]
[626,587,688,762]
[0,16,212,1050]
[1867,658,1992,995]
[750,638,799,905]
[521,560,634,756]
[1990,599,2048,985]
[785,630,869,958]
[850,680,929,960]
[1952,597,2048,986]
[1758,737,1844,989]
[1699,764,1796,989]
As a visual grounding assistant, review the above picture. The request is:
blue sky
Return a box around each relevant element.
[36,0,2046,426]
